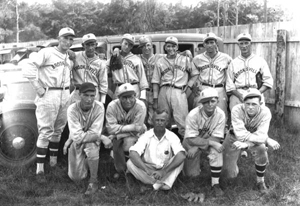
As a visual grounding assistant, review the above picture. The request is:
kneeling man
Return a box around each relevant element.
[66,82,112,195]
[222,88,280,194]
[127,109,186,190]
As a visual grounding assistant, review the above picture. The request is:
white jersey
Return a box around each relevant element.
[193,52,232,86]
[23,47,72,88]
[72,51,108,95]
[226,53,273,92]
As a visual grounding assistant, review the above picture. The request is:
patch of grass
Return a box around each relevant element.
[0,124,299,206]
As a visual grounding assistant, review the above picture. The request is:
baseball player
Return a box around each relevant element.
[70,33,108,105]
[23,27,75,181]
[106,33,148,101]
[65,82,112,195]
[152,36,199,137]
[106,83,147,175]
[182,87,226,197]
[226,33,273,111]
[222,89,280,194]
[193,33,232,120]
[127,109,186,191]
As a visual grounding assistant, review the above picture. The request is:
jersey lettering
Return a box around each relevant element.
[234,67,258,79]
[53,61,66,69]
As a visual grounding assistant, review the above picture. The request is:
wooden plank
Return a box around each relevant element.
[274,29,287,121]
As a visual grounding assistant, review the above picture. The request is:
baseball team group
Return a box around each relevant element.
[22,27,281,200]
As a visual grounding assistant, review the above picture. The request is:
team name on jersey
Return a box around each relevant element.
[161,65,186,76]
[74,64,98,76]
[53,61,67,69]
[234,67,258,79]
[117,118,133,125]
[199,64,223,72]
[198,127,210,136]
[123,59,136,73]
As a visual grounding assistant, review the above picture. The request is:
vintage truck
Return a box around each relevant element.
[0,33,224,167]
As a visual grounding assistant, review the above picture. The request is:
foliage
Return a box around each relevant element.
[0,0,288,43]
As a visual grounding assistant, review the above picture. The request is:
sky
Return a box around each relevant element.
[18,0,299,20]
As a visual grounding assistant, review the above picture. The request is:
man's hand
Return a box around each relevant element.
[101,135,113,149]
[209,141,224,153]
[113,48,120,56]
[152,169,166,180]
[36,87,46,98]
[135,124,147,134]
[153,98,158,111]
[187,146,199,158]
[267,138,280,150]
[232,141,248,150]
[67,50,76,61]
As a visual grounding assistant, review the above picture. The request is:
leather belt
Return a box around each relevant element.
[162,84,185,90]
[74,84,97,90]
[115,82,139,86]
[237,85,256,90]
[48,87,69,90]
[202,83,224,88]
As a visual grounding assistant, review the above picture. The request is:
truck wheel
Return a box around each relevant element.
[0,110,38,168]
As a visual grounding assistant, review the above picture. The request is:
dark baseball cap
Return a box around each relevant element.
[79,82,96,93]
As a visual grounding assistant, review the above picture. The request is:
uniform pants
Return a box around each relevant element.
[222,132,269,178]
[194,86,228,120]
[69,87,100,105]
[113,137,138,173]
[68,142,100,183]
[127,158,183,189]
[35,90,70,148]
[229,89,265,111]
[158,86,188,136]
[182,138,223,177]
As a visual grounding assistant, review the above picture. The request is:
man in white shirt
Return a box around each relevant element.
[126,109,186,191]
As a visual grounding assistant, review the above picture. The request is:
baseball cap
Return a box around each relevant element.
[117,83,136,98]
[237,33,252,41]
[79,82,96,93]
[165,36,178,45]
[199,87,219,103]
[58,27,75,37]
[82,33,97,44]
[243,88,261,101]
[122,33,135,45]
[138,35,152,48]
[203,32,218,43]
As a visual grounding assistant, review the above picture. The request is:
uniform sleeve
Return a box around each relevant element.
[132,101,147,125]
[137,59,149,90]
[184,112,199,138]
[22,49,47,79]
[210,112,226,138]
[169,133,186,155]
[98,60,108,94]
[189,58,200,77]
[129,132,148,156]
[225,61,236,92]
[68,104,105,144]
[105,103,123,135]
[232,106,270,143]
[151,61,162,84]
[260,59,273,89]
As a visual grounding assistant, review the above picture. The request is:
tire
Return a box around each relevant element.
[0,109,38,168]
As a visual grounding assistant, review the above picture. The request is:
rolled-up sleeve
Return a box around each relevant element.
[98,61,108,94]
[169,133,185,155]
[22,49,46,79]
[226,62,236,92]
[129,132,148,156]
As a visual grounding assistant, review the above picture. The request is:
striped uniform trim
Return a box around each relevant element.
[255,164,266,177]
[211,166,222,178]
[49,142,59,156]
[36,147,47,163]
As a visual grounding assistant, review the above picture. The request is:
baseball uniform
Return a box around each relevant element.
[138,53,163,126]
[106,52,149,99]
[106,98,146,172]
[67,101,104,183]
[70,51,108,104]
[127,128,185,189]
[222,103,271,178]
[193,52,232,119]
[23,46,72,165]
[152,54,199,136]
[226,54,273,110]
[182,106,225,177]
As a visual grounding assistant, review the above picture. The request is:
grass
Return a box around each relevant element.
[0,123,299,206]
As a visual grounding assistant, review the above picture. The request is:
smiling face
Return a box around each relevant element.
[83,41,97,58]
[202,97,219,116]
[58,35,74,52]
[244,97,261,117]
[165,43,178,57]
[121,39,134,54]
[238,40,252,58]
[141,42,153,55]
[119,94,136,111]
[79,90,96,111]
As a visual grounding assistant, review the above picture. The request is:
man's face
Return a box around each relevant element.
[238,40,252,56]
[121,39,134,53]
[244,97,261,117]
[80,91,96,111]
[204,40,217,53]
[58,35,74,51]
[165,43,178,56]
[83,41,97,57]
[153,112,168,130]
[141,42,153,55]
[202,97,218,115]
[120,94,136,111]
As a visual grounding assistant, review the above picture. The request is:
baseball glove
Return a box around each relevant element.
[109,54,123,71]
[256,71,263,89]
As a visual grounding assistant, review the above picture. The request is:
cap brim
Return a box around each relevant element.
[199,97,213,103]
[83,39,97,44]
[243,94,260,101]
[80,89,96,93]
[238,38,251,41]
[204,37,217,43]
[118,91,136,98]
[59,33,75,37]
